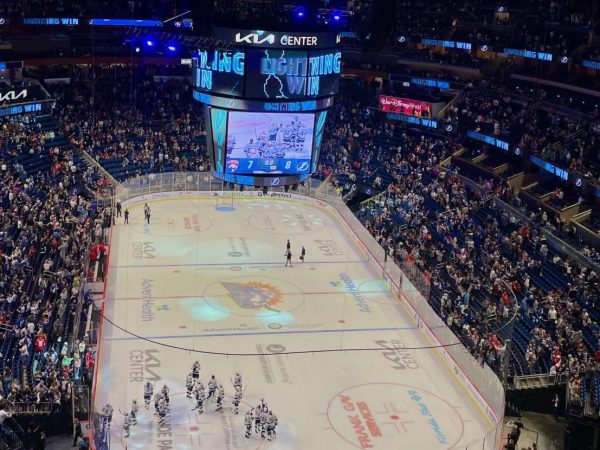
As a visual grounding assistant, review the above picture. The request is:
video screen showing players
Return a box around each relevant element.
[225,112,314,175]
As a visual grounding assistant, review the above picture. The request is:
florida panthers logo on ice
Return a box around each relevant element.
[221,281,282,310]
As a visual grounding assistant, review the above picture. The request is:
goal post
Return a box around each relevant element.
[215,194,234,209]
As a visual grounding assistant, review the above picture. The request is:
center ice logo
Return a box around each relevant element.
[221,281,282,310]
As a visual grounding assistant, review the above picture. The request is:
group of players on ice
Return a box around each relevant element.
[100,360,278,441]
[227,116,308,159]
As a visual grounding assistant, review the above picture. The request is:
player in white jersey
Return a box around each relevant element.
[207,375,217,400]
[161,384,170,405]
[232,387,242,414]
[101,403,114,428]
[153,391,163,415]
[185,374,194,398]
[143,382,154,409]
[232,372,242,390]
[254,407,262,434]
[157,398,169,426]
[266,411,278,440]
[215,384,225,411]
[257,398,268,414]
[130,399,139,425]
[260,407,268,437]
[122,412,132,438]
[191,361,201,380]
[244,410,253,438]
[192,382,206,414]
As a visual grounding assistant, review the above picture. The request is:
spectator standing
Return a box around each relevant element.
[73,418,83,447]
[124,209,129,224]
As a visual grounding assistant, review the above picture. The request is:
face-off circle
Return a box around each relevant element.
[202,275,305,318]
[326,383,464,449]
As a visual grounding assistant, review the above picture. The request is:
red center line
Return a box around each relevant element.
[108,290,393,302]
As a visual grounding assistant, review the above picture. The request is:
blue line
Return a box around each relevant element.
[111,260,366,269]
[105,325,416,342]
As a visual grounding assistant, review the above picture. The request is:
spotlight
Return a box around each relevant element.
[135,47,141,53]
[298,11,304,17]
[332,13,341,21]
[167,44,177,52]
[145,39,154,47]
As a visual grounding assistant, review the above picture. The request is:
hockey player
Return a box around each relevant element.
[143,381,153,409]
[266,411,278,440]
[232,387,242,414]
[122,412,132,438]
[191,361,201,380]
[192,381,206,414]
[207,375,217,400]
[157,398,169,426]
[215,384,225,411]
[258,398,268,414]
[244,410,253,438]
[232,372,242,390]
[244,139,258,157]
[130,399,139,425]
[153,390,163,415]
[254,406,262,434]
[260,406,268,437]
[101,403,114,429]
[161,384,170,405]
[186,373,194,399]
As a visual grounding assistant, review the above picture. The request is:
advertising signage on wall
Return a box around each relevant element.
[421,38,472,51]
[23,17,79,25]
[503,48,553,61]
[410,78,450,89]
[583,60,600,71]
[378,95,432,117]
[467,130,509,151]
[530,155,568,181]
[387,113,438,129]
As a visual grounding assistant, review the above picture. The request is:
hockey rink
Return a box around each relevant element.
[94,194,498,450]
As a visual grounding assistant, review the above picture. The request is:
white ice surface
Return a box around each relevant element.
[94,196,496,450]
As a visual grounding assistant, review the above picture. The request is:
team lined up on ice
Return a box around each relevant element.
[100,360,278,440]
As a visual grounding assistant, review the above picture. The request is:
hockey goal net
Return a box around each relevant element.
[215,195,234,209]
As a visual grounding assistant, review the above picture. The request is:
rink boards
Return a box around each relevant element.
[93,192,498,450]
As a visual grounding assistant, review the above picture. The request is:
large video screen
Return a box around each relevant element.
[245,49,342,99]
[225,111,314,175]
[194,48,245,97]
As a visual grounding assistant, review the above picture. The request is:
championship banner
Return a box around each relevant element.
[378,95,432,117]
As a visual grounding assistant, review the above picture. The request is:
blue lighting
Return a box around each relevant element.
[167,44,177,52]
[135,47,140,53]
[298,11,304,17]
[145,39,154,47]
[333,13,341,20]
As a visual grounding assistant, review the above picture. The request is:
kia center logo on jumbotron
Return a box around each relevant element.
[235,31,320,46]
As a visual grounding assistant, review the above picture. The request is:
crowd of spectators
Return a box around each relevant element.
[46,66,210,181]
[0,103,109,446]
[0,0,187,20]
[316,78,600,381]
